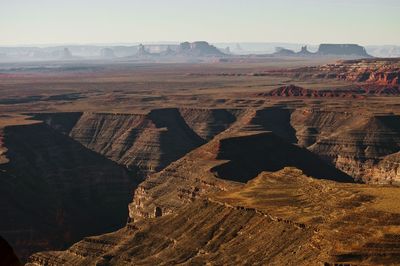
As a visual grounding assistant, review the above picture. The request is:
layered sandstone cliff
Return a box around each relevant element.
[262,84,400,98]
[34,108,241,177]
[291,109,400,183]
[129,128,352,223]
[292,58,400,87]
[24,105,400,265]
[0,123,137,261]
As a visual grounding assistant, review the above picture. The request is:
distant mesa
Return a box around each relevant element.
[121,41,226,59]
[0,41,376,62]
[48,47,74,60]
[100,48,115,58]
[178,41,225,56]
[160,45,176,56]
[318,43,370,57]
[273,47,296,56]
[222,46,231,54]
[273,44,371,58]
[272,45,313,57]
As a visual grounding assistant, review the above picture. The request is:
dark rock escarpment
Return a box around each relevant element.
[211,132,353,183]
[0,236,21,266]
[0,123,137,261]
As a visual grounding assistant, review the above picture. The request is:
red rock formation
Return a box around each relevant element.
[261,84,400,98]
[291,58,400,87]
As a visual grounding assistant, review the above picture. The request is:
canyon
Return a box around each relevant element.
[1,58,400,265]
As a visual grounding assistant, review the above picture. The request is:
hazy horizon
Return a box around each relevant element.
[1,0,399,46]
[1,42,400,49]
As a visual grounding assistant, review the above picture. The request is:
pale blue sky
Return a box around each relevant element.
[0,0,399,45]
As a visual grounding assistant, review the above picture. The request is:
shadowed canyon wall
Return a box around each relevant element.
[0,123,137,261]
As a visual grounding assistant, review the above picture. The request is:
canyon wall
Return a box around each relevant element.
[291,109,400,183]
[0,236,20,266]
[36,108,241,176]
[0,123,137,260]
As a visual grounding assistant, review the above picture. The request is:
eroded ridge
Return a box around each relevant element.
[28,167,400,265]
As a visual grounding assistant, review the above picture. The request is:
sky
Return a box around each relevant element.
[0,0,399,46]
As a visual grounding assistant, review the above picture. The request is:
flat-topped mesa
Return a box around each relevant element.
[317,43,371,57]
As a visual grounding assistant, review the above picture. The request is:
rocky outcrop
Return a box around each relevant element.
[27,199,318,266]
[371,152,400,183]
[292,58,400,87]
[0,123,137,261]
[30,201,322,265]
[28,167,400,265]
